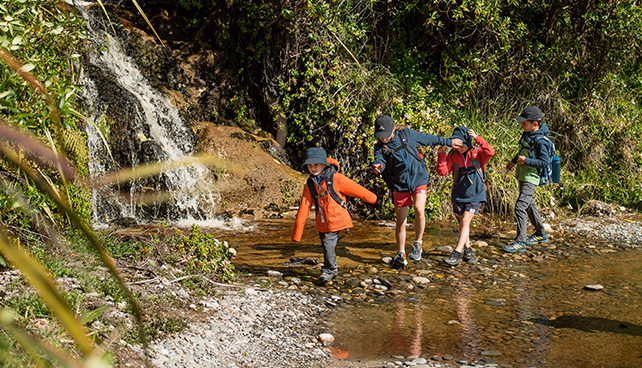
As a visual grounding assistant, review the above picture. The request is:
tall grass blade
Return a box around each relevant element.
[130,0,165,46]
[0,311,108,368]
[94,0,119,38]
[0,233,94,356]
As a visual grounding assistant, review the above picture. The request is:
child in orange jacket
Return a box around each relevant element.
[436,127,494,265]
[292,147,377,284]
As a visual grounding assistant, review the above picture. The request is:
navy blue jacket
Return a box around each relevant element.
[511,123,553,169]
[373,128,452,193]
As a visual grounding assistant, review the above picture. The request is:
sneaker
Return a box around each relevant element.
[318,270,338,284]
[408,241,423,261]
[462,247,475,262]
[503,240,527,253]
[444,250,462,265]
[525,233,549,244]
[391,252,408,270]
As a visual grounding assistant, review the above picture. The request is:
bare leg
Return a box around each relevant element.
[412,191,427,243]
[395,206,408,253]
[455,211,475,253]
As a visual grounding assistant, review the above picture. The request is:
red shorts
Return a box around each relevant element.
[393,185,427,207]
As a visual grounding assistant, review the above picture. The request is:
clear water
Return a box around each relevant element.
[224,218,642,367]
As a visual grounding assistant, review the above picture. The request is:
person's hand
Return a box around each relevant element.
[506,162,515,171]
[451,138,463,149]
[516,155,526,164]
[468,129,477,139]
[438,145,449,153]
[373,163,383,174]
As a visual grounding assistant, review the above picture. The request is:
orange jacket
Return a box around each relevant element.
[292,158,377,241]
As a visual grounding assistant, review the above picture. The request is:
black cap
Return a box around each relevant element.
[302,147,329,168]
[450,126,473,148]
[515,105,543,122]
[374,115,394,139]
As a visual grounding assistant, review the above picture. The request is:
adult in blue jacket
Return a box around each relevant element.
[372,115,463,269]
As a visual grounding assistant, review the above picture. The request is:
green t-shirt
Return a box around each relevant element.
[515,137,540,185]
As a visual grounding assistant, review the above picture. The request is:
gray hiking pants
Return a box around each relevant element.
[514,181,545,242]
[319,231,339,273]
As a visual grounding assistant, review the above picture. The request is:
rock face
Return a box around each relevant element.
[194,123,306,219]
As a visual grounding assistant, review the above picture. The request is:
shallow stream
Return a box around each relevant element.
[214,218,642,367]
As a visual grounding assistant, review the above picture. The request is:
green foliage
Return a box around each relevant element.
[0,0,90,229]
[125,314,187,344]
[170,224,235,281]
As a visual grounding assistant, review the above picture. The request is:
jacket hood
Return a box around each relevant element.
[322,157,340,179]
[523,122,550,141]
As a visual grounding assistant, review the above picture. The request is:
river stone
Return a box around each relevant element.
[484,299,506,306]
[435,246,453,253]
[585,284,604,290]
[318,333,334,343]
[381,256,393,264]
[412,276,430,285]
[481,350,502,356]
[267,270,283,277]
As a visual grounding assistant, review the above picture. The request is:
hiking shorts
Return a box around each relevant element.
[394,185,427,207]
[453,201,482,216]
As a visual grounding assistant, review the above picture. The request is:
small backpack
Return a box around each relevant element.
[379,129,426,194]
[306,166,351,223]
[528,135,556,186]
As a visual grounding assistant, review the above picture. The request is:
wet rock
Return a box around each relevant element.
[411,276,430,285]
[377,277,393,288]
[435,246,453,253]
[267,270,283,278]
[481,350,502,356]
[484,299,506,306]
[584,284,604,291]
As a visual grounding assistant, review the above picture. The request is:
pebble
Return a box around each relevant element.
[584,284,604,291]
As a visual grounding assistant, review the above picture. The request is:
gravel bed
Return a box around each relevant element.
[143,288,334,368]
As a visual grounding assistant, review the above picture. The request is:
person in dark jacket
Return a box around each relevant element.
[503,105,553,252]
[372,115,463,269]
[436,126,495,265]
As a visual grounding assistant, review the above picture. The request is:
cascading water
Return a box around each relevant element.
[76,2,245,229]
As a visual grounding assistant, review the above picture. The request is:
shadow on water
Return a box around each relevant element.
[218,218,642,367]
[531,315,642,336]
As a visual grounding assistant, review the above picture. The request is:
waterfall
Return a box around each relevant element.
[76,2,248,230]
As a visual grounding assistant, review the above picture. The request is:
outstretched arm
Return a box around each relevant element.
[337,174,377,204]
[292,186,313,242]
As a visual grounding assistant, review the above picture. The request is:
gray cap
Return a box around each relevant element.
[515,105,543,122]
[374,115,394,139]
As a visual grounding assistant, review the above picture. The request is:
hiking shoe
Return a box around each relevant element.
[525,233,549,244]
[444,250,462,266]
[503,240,527,253]
[462,247,476,262]
[408,241,423,261]
[318,270,338,284]
[391,252,408,270]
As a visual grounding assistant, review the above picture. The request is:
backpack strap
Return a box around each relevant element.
[450,148,485,185]
[306,177,325,223]
[306,168,351,223]
[326,171,351,217]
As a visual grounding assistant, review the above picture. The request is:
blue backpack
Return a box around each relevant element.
[528,135,556,186]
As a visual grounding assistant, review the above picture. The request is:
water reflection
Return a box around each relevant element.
[452,281,481,360]
[387,297,423,357]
